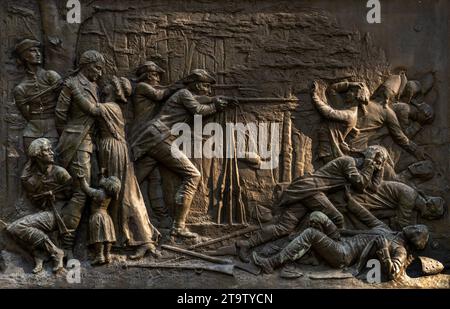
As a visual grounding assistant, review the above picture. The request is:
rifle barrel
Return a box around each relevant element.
[126,263,234,276]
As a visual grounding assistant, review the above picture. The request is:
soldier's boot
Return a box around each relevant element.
[91,243,105,266]
[42,238,64,273]
[31,250,45,274]
[236,227,276,263]
[104,243,112,264]
[170,225,198,239]
[252,236,312,274]
[61,233,76,261]
[129,242,162,260]
[252,251,290,274]
[148,174,172,229]
[170,199,198,239]
[61,207,84,260]
[150,196,172,229]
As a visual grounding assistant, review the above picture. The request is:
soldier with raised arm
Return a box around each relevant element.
[348,74,425,161]
[311,80,370,163]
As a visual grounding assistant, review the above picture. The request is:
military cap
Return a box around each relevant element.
[14,39,40,57]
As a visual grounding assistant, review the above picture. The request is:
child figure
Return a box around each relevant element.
[78,173,121,265]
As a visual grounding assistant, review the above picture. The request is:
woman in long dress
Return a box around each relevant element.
[73,76,159,259]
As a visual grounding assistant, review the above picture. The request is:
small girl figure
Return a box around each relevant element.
[78,173,121,265]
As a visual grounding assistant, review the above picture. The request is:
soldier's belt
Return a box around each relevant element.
[28,113,56,120]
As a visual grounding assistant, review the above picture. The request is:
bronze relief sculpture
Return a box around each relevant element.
[0,0,448,290]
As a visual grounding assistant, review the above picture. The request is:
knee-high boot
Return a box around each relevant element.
[236,225,277,262]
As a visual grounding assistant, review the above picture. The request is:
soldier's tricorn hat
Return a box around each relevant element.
[14,39,40,57]
[135,61,165,77]
[182,69,216,84]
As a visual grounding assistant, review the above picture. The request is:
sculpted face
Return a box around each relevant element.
[83,61,104,82]
[194,82,212,96]
[147,71,161,85]
[345,86,359,104]
[37,144,54,164]
[21,47,42,65]
[403,225,429,250]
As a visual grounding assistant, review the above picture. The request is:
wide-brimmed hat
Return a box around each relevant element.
[182,69,216,84]
[136,61,165,77]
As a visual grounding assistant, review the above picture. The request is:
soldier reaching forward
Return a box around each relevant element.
[131,69,229,239]
[130,61,182,228]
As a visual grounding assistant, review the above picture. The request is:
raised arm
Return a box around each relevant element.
[341,157,378,193]
[78,175,105,201]
[311,81,354,123]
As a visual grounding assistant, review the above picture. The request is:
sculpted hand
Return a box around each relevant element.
[390,259,403,279]
[43,190,55,202]
[213,97,229,111]
[311,80,319,93]
[348,127,360,139]
[375,235,389,249]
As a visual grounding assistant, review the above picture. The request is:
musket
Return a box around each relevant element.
[43,198,72,236]
[123,263,234,276]
[15,79,64,106]
[340,228,397,236]
[187,225,260,250]
[161,244,261,275]
[32,183,70,200]
[217,96,299,106]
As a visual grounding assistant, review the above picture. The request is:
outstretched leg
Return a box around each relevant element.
[236,208,304,262]
[253,227,347,273]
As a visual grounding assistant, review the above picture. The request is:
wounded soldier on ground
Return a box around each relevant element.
[351,180,445,230]
[235,145,389,262]
[7,138,72,273]
[253,189,430,281]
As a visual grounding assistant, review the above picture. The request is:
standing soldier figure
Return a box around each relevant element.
[131,69,229,238]
[131,61,182,228]
[55,50,105,257]
[13,39,62,150]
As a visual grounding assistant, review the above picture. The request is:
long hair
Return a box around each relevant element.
[110,76,132,103]
[99,176,121,200]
